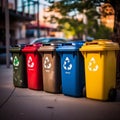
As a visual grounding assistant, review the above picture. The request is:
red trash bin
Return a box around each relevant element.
[22,43,43,90]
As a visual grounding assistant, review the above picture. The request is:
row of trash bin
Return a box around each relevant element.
[10,39,120,101]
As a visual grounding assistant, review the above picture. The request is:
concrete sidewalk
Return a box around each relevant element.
[0,65,120,120]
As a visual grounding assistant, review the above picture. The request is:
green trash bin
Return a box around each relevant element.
[10,44,27,87]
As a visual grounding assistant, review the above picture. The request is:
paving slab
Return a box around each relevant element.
[0,65,120,120]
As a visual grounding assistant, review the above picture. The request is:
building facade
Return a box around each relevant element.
[0,0,37,45]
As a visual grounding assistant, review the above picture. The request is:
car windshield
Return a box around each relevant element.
[30,37,67,44]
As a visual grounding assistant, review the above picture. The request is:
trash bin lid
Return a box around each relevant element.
[38,42,62,52]
[80,39,120,51]
[56,41,85,52]
[10,44,26,52]
[44,42,63,46]
[22,43,42,53]
[68,41,84,47]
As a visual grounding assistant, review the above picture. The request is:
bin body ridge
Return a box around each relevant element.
[26,52,43,90]
[42,52,61,93]
[61,52,84,96]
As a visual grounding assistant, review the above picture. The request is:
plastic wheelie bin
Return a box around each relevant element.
[56,41,85,97]
[10,44,27,87]
[22,43,43,90]
[80,39,120,101]
[38,43,61,93]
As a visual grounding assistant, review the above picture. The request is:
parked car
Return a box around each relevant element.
[30,37,67,44]
[0,46,12,64]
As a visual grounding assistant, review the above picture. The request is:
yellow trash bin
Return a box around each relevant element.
[80,39,119,101]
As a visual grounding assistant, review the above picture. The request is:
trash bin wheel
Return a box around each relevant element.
[83,86,86,97]
[108,88,117,101]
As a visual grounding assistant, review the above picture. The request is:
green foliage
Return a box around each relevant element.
[62,22,75,38]
[89,24,113,39]
[45,0,113,39]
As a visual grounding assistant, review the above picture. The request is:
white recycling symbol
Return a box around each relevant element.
[63,57,72,71]
[27,56,34,68]
[13,56,19,66]
[44,57,51,69]
[88,57,99,72]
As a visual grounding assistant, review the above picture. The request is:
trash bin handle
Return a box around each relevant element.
[33,43,43,46]
[62,43,72,45]
[28,43,42,46]
[85,41,114,45]
[43,43,51,46]
[86,42,98,45]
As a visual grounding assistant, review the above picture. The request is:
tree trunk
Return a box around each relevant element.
[111,0,120,85]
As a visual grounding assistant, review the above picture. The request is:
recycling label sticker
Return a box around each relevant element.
[44,57,51,69]
[88,57,99,72]
[27,56,34,68]
[13,56,19,67]
[63,57,72,71]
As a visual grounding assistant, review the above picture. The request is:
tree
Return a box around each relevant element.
[45,0,100,39]
[93,0,120,81]
[89,24,113,39]
[46,0,120,83]
[46,0,120,43]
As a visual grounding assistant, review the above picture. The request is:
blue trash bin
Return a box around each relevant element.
[56,41,85,97]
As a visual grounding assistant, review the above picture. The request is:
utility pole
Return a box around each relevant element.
[5,0,10,68]
[37,0,40,37]
[82,10,87,41]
